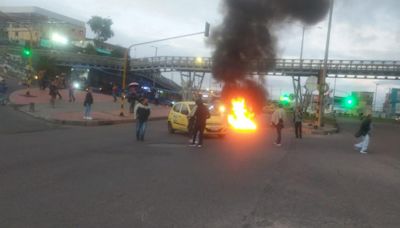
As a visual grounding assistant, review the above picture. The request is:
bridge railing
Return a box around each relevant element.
[2,45,399,77]
[130,57,400,74]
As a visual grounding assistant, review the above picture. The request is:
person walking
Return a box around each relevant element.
[354,113,372,154]
[112,84,118,102]
[271,103,286,146]
[68,81,76,102]
[49,81,57,108]
[134,98,151,141]
[293,105,303,139]
[55,76,63,100]
[128,92,137,113]
[83,87,94,120]
[190,99,210,148]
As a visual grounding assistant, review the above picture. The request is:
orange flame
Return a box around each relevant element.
[227,98,257,132]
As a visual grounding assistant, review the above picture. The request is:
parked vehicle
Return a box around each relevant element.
[167,101,228,137]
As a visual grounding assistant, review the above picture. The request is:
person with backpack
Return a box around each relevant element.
[189,99,210,148]
[134,98,151,141]
[271,103,286,146]
[83,87,94,120]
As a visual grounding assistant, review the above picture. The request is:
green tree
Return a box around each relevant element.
[111,46,126,58]
[84,43,97,55]
[87,16,114,42]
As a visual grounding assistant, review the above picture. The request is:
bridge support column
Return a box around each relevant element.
[292,75,303,107]
[180,71,205,100]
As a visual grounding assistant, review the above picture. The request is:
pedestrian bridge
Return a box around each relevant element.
[131,57,400,80]
[2,45,400,80]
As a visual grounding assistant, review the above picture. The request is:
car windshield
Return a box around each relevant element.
[208,102,222,115]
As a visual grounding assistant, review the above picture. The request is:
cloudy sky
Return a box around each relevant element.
[2,0,400,108]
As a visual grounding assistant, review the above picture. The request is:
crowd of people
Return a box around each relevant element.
[16,71,374,152]
[270,104,372,154]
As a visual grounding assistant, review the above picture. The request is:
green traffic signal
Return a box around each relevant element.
[279,94,292,106]
[342,96,357,109]
[22,45,32,58]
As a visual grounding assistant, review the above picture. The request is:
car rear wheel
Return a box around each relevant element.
[168,122,175,134]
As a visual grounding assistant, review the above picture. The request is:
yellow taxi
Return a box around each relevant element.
[167,101,228,137]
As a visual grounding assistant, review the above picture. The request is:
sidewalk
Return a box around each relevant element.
[9,88,170,126]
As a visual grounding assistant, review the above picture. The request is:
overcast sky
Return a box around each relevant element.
[2,0,400,107]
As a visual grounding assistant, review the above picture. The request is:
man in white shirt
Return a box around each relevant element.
[271,104,286,146]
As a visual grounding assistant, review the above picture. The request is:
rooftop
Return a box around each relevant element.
[0,6,85,27]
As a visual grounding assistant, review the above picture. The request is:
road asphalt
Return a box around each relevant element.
[1,102,399,228]
[1,77,400,227]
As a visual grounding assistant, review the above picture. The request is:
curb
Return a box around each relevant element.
[48,116,167,126]
[303,122,340,136]
[310,127,339,135]
[11,104,167,127]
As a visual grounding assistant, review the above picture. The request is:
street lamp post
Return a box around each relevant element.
[374,82,380,112]
[296,25,305,106]
[150,45,169,89]
[119,23,211,116]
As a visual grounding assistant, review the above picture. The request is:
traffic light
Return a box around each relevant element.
[204,22,210,37]
[22,44,32,58]
[279,93,292,106]
[342,95,357,109]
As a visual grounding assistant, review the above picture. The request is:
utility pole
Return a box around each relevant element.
[317,0,334,128]
[294,25,305,106]
[374,82,379,112]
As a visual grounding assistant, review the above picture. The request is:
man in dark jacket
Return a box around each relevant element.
[135,98,151,141]
[128,92,137,113]
[354,113,372,154]
[190,99,210,148]
[293,105,303,139]
[49,81,57,108]
[83,87,94,120]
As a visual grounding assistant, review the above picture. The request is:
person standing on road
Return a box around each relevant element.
[55,76,63,100]
[68,81,76,102]
[112,84,118,102]
[134,98,151,141]
[190,99,210,148]
[293,105,303,139]
[128,91,137,114]
[354,113,372,154]
[83,87,94,120]
[188,104,198,140]
[271,103,286,146]
[49,81,57,108]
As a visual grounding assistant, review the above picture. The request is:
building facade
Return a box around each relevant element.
[383,88,400,117]
[0,6,85,45]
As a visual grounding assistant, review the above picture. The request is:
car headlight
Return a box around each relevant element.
[219,105,226,113]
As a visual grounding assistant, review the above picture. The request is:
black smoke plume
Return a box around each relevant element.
[210,0,330,111]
